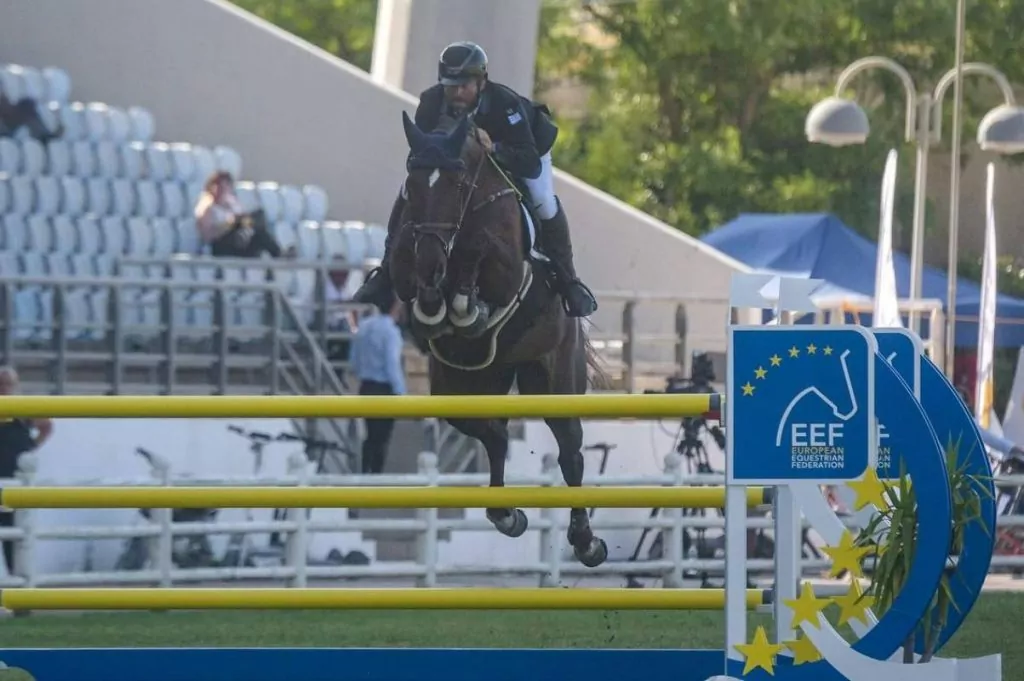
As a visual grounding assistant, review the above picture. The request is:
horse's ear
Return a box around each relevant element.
[444,115,471,158]
[402,111,428,154]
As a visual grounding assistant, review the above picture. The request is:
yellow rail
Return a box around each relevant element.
[0,393,720,419]
[0,588,769,611]
[0,485,768,509]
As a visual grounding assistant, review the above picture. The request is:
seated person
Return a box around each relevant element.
[0,92,62,141]
[194,171,285,259]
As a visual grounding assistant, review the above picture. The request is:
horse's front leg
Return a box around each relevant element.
[448,250,492,336]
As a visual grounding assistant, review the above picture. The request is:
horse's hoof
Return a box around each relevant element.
[487,508,528,538]
[449,304,480,328]
[574,537,608,568]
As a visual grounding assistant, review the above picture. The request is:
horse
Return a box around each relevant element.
[389,111,608,568]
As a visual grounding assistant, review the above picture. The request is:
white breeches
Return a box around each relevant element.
[522,152,557,221]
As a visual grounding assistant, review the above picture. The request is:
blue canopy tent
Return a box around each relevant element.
[700,213,1024,347]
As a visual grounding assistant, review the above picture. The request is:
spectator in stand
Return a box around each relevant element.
[0,92,62,141]
[0,366,53,577]
[324,257,364,363]
[194,171,287,258]
[349,293,406,474]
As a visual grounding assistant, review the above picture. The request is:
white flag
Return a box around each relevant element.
[873,149,902,328]
[975,163,998,428]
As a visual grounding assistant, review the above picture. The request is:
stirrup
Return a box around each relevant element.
[562,279,598,317]
[353,267,390,304]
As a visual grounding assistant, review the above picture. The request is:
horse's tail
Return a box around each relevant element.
[579,319,613,392]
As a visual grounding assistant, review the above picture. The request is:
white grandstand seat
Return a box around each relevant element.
[35,176,60,217]
[151,218,175,257]
[184,182,202,212]
[53,103,87,141]
[233,181,259,212]
[214,145,242,178]
[111,178,136,216]
[135,180,161,218]
[167,262,194,329]
[21,139,46,177]
[342,221,371,265]
[120,142,146,180]
[127,107,155,142]
[302,185,329,222]
[52,215,78,253]
[159,181,187,218]
[68,253,103,341]
[84,104,110,142]
[45,252,92,340]
[75,216,102,255]
[43,67,71,104]
[37,105,60,137]
[99,217,126,255]
[126,218,155,256]
[10,176,35,215]
[0,67,25,101]
[117,262,157,334]
[20,252,51,342]
[169,143,197,182]
[238,264,270,328]
[192,146,217,181]
[320,221,346,259]
[174,219,200,255]
[367,224,387,260]
[295,221,324,260]
[71,140,97,177]
[96,141,121,178]
[94,254,115,277]
[278,184,304,223]
[1,215,29,252]
[0,138,20,174]
[105,108,132,144]
[60,177,87,217]
[13,66,46,102]
[2,251,40,343]
[272,222,297,253]
[0,177,9,217]
[256,182,283,222]
[46,140,72,176]
[85,178,112,216]
[145,143,173,181]
[190,265,217,331]
[26,215,53,251]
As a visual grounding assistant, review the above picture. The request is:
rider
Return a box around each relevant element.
[353,41,598,319]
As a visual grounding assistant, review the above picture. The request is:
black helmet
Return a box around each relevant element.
[438,41,488,86]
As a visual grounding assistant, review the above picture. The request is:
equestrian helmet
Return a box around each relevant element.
[438,41,488,85]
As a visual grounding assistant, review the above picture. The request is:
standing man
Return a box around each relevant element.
[349,296,407,474]
[0,366,53,576]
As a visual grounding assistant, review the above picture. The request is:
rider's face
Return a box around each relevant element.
[444,80,481,114]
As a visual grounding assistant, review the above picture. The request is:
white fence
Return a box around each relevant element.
[3,450,1024,590]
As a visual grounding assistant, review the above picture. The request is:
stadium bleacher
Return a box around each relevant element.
[0,61,387,349]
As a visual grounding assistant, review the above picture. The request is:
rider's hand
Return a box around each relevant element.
[476,128,494,152]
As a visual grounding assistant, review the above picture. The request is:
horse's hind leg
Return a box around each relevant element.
[545,415,607,567]
[433,363,526,538]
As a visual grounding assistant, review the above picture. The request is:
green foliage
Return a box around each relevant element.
[856,440,990,662]
[537,0,1024,238]
[230,0,377,70]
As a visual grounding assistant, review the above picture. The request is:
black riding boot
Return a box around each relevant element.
[353,192,405,308]
[539,199,598,318]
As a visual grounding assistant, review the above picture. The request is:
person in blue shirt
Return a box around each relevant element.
[349,294,407,474]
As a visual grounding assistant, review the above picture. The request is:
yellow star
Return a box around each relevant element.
[783,632,822,665]
[788,346,800,358]
[783,582,832,630]
[833,580,875,626]
[806,343,817,354]
[742,382,755,396]
[822,530,872,578]
[823,346,833,355]
[734,626,785,676]
[754,366,768,379]
[769,354,782,367]
[846,467,888,511]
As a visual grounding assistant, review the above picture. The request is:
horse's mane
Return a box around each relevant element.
[431,113,484,161]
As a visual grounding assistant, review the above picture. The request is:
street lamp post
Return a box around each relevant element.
[806,58,1024,377]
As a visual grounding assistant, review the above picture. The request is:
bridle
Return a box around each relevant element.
[409,134,517,264]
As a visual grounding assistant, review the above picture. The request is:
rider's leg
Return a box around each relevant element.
[523,152,598,318]
[353,184,406,306]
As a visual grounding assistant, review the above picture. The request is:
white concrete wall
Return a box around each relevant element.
[0,0,749,353]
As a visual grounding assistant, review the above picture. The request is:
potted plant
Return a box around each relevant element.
[854,438,991,663]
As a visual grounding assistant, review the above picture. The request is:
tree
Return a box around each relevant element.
[535,0,1024,242]
[231,0,377,71]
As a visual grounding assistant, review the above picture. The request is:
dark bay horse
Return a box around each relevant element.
[390,111,607,568]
